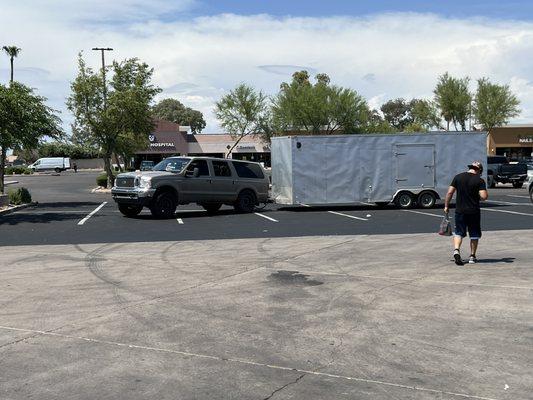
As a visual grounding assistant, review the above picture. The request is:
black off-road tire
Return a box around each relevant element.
[418,191,437,209]
[394,191,415,209]
[201,203,222,215]
[118,204,143,217]
[234,190,257,213]
[150,192,177,219]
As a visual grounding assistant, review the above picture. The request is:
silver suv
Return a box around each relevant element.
[111,157,270,218]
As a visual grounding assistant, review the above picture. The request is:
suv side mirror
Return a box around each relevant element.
[193,167,200,178]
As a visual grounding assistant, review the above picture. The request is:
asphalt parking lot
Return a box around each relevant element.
[1,171,532,246]
[1,171,532,399]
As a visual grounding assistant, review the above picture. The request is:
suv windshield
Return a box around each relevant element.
[153,157,190,172]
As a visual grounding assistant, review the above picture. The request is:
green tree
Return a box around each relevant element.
[474,78,520,131]
[0,82,62,193]
[380,98,413,130]
[272,71,369,135]
[67,54,161,186]
[2,46,21,82]
[214,83,270,157]
[434,72,472,131]
[410,99,441,130]
[152,98,206,133]
[360,108,397,134]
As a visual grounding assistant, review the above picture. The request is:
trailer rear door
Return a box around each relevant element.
[395,144,435,189]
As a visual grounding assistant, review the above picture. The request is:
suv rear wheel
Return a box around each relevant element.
[150,191,177,219]
[201,203,222,215]
[234,190,256,213]
[118,204,143,217]
[512,181,523,188]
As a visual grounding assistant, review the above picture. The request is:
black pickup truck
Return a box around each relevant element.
[493,163,528,188]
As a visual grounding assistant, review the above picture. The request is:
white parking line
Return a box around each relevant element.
[328,211,368,221]
[403,210,443,218]
[176,218,184,224]
[506,194,530,199]
[254,212,278,222]
[77,202,107,225]
[482,208,533,217]
[486,200,524,206]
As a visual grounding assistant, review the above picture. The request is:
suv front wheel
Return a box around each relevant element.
[234,190,256,213]
[150,191,177,219]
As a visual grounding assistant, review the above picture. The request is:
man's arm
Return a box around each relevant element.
[479,178,488,201]
[444,186,456,214]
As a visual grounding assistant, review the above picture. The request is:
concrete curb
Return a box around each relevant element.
[5,180,19,186]
[0,202,38,216]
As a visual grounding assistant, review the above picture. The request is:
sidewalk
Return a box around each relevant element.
[1,230,531,399]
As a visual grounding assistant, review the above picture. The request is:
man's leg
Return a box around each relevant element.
[470,239,479,256]
[468,212,481,263]
[454,235,463,251]
[453,213,466,265]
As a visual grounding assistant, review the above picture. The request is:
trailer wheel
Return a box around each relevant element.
[394,192,415,209]
[54,167,61,173]
[418,191,437,209]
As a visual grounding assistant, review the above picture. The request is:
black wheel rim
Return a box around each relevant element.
[399,194,411,207]
[420,194,433,207]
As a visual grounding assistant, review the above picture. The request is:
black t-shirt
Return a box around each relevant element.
[450,172,487,214]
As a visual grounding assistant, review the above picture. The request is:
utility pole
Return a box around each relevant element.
[91,47,113,108]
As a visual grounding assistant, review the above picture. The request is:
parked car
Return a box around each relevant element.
[140,160,154,171]
[528,174,533,203]
[111,157,270,218]
[28,157,70,173]
[493,163,528,188]
[486,155,507,188]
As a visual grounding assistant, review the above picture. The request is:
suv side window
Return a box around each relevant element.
[212,160,232,177]
[186,159,210,176]
[232,161,264,179]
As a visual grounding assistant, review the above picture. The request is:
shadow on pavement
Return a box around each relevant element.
[0,211,84,226]
[476,257,515,264]
[35,201,103,209]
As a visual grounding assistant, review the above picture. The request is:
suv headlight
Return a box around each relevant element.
[139,176,152,189]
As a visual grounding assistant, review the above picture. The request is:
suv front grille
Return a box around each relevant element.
[116,177,135,188]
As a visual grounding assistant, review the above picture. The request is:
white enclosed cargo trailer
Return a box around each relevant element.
[271,132,486,208]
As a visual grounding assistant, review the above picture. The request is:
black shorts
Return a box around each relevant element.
[454,212,482,239]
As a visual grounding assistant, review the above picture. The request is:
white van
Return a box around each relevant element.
[29,157,71,173]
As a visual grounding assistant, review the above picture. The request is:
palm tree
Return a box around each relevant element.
[2,46,21,83]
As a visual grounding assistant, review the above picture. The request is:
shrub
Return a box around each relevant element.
[5,166,33,175]
[8,187,32,205]
[96,173,115,188]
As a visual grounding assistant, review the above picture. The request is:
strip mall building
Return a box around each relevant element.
[134,120,271,167]
[487,124,533,160]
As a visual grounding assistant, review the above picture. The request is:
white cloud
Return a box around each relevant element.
[1,6,533,132]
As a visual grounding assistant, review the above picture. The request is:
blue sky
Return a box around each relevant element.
[2,0,533,133]
[188,0,533,20]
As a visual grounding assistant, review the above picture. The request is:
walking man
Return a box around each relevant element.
[444,161,488,265]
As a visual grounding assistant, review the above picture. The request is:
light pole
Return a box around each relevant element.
[91,47,113,108]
